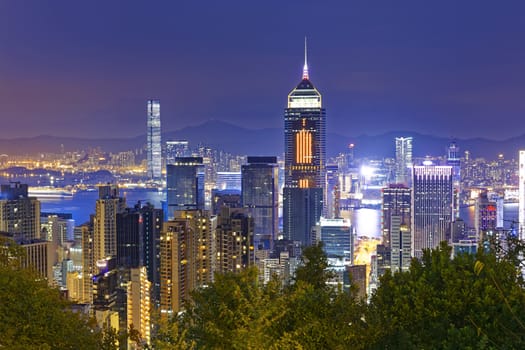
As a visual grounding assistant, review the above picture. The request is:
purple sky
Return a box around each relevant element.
[1,0,524,140]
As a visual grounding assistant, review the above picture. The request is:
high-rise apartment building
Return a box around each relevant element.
[116,202,163,306]
[127,267,151,348]
[215,207,255,274]
[412,165,453,258]
[93,184,126,263]
[395,137,413,185]
[241,156,279,244]
[166,157,205,220]
[382,184,411,272]
[159,210,216,315]
[0,182,40,241]
[0,232,53,280]
[283,40,325,246]
[147,99,162,180]
[81,224,95,304]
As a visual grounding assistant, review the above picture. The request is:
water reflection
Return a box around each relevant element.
[341,208,381,239]
[40,189,164,224]
[460,203,518,230]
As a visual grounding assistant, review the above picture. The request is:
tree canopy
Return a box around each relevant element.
[153,241,525,349]
[0,265,103,349]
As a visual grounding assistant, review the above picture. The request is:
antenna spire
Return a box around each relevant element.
[302,37,309,80]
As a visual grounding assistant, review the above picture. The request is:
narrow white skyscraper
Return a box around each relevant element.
[395,137,413,185]
[147,100,162,180]
[519,150,525,239]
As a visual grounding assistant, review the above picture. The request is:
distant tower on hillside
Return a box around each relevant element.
[147,99,162,180]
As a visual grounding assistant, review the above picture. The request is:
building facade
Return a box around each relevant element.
[147,99,162,180]
[0,182,41,241]
[519,150,525,239]
[159,210,216,315]
[165,140,190,165]
[382,184,411,272]
[93,184,126,263]
[395,137,413,185]
[241,156,279,245]
[283,42,326,246]
[166,157,205,220]
[313,217,352,265]
[325,164,340,219]
[127,267,151,348]
[412,165,453,258]
[447,141,461,219]
[215,207,255,274]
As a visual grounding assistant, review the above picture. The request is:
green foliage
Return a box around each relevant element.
[153,241,525,349]
[181,267,285,349]
[293,242,335,290]
[365,241,525,349]
[0,265,102,349]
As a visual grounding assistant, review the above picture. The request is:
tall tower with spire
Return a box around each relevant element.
[283,38,326,246]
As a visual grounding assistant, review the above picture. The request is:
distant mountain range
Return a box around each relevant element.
[0,120,523,159]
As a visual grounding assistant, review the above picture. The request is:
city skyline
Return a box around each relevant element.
[1,1,524,140]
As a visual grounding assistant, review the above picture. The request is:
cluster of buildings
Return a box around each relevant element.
[3,42,525,348]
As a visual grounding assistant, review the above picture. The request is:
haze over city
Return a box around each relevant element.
[2,0,524,140]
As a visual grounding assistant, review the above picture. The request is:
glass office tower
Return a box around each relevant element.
[147,99,162,180]
[283,40,326,246]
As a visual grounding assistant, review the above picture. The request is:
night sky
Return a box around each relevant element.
[1,1,524,140]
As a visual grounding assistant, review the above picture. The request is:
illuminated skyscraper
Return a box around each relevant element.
[395,137,413,185]
[519,150,525,239]
[313,217,352,264]
[166,140,189,165]
[159,210,216,315]
[0,182,40,241]
[147,99,162,180]
[116,202,163,307]
[325,164,340,219]
[475,190,497,241]
[166,157,205,220]
[283,39,325,246]
[241,156,279,244]
[412,165,453,258]
[447,141,461,219]
[215,207,255,273]
[382,184,411,272]
[127,267,151,348]
[93,184,126,262]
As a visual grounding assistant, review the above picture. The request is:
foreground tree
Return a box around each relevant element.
[0,236,105,349]
[365,241,525,349]
[181,267,284,349]
[0,265,102,349]
[271,243,367,349]
[156,243,366,349]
